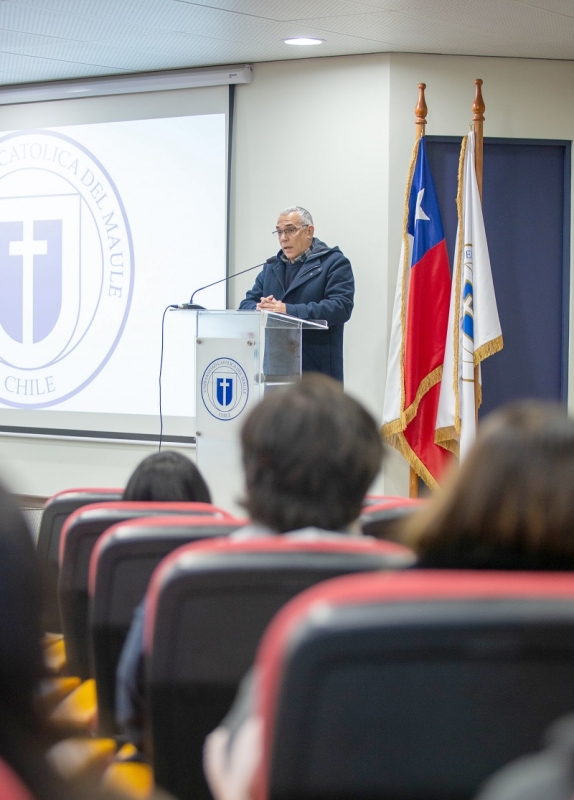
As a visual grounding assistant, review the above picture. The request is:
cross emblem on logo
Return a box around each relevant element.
[216,376,233,408]
[8,220,48,345]
[0,216,63,346]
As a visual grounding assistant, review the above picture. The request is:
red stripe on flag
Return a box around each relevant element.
[404,239,451,409]
[404,381,451,484]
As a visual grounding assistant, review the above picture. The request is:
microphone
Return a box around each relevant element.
[171,257,276,310]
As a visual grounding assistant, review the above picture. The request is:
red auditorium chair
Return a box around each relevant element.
[0,757,34,800]
[59,501,232,679]
[88,515,247,735]
[253,570,574,800]
[144,536,414,800]
[37,488,123,633]
[359,496,425,541]
[362,494,411,506]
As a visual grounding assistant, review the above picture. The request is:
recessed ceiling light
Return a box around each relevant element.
[283,37,324,46]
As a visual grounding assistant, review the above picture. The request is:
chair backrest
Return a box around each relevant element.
[359,497,425,541]
[254,570,574,800]
[0,757,34,800]
[59,501,231,678]
[362,494,410,506]
[89,515,247,735]
[145,535,414,800]
[36,488,123,632]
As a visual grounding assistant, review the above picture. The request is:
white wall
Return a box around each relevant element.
[231,52,574,495]
[229,54,395,493]
[0,435,187,497]
[2,51,574,499]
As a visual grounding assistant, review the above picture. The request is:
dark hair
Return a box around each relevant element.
[240,374,383,533]
[0,483,131,800]
[123,451,211,503]
[0,485,42,714]
[406,401,574,568]
[0,484,69,798]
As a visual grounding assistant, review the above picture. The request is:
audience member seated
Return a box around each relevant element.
[0,480,144,800]
[123,450,212,503]
[116,450,212,748]
[404,400,574,570]
[235,372,383,537]
[203,373,384,800]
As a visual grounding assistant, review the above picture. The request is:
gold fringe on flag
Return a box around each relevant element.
[397,136,421,423]
[382,133,452,489]
[474,335,503,366]
[382,136,445,458]
[434,134,467,452]
[434,128,503,455]
[452,134,467,432]
[384,430,440,491]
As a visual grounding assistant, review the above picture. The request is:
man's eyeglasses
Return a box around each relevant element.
[272,225,309,238]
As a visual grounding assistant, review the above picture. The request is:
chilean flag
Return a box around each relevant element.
[382,135,452,489]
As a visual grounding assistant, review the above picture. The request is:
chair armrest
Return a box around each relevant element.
[44,638,67,674]
[37,677,81,713]
[116,743,139,761]
[50,678,97,731]
[43,633,64,648]
[47,737,116,780]
[102,762,154,799]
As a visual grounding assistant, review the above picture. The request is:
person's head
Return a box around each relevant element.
[0,481,57,796]
[240,374,383,533]
[123,451,211,503]
[0,487,127,800]
[407,400,574,566]
[274,206,315,262]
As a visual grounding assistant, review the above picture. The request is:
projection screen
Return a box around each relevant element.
[0,82,232,443]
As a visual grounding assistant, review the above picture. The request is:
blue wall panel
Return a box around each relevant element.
[426,137,570,416]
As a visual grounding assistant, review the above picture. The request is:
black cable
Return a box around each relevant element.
[158,305,174,452]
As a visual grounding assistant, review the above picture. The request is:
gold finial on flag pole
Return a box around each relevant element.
[415,83,427,140]
[472,79,485,200]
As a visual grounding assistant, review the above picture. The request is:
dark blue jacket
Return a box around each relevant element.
[238,239,354,382]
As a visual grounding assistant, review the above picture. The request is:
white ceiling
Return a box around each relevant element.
[1,0,574,86]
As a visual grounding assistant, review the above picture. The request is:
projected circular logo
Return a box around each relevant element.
[201,358,249,421]
[0,129,134,408]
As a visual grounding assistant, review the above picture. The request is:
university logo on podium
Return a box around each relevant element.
[0,129,134,408]
[201,358,249,420]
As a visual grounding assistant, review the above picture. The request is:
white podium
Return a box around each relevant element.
[193,310,327,513]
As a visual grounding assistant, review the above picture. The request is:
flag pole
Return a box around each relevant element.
[472,79,485,199]
[409,83,428,498]
[472,79,485,420]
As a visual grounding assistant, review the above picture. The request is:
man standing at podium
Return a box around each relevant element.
[238,206,354,382]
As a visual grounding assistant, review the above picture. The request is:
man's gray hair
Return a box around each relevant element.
[280,206,313,226]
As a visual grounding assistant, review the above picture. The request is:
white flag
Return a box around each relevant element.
[435,131,503,459]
